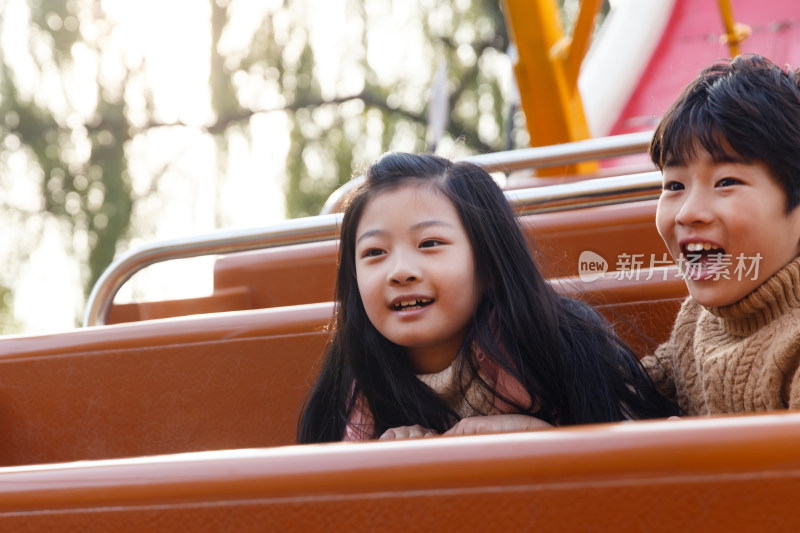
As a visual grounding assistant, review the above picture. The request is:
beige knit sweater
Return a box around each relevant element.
[416,358,495,419]
[641,256,800,416]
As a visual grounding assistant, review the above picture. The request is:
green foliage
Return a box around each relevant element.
[0,1,133,299]
[235,0,517,217]
[0,284,19,335]
[0,0,530,328]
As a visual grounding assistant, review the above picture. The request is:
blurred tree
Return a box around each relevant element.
[213,0,518,217]
[0,285,18,334]
[0,0,590,331]
[0,0,133,307]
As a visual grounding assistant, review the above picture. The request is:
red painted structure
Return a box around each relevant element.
[612,0,800,135]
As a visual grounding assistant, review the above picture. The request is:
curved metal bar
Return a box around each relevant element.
[319,176,363,216]
[319,131,654,215]
[84,170,662,327]
[506,171,661,215]
[83,213,342,328]
[464,130,653,172]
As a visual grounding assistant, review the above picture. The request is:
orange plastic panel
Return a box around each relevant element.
[1,413,799,531]
[0,305,331,466]
[0,273,684,467]
[107,200,667,324]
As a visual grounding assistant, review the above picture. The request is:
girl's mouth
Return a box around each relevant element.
[392,298,434,311]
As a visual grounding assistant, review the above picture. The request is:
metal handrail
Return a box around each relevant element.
[83,213,342,328]
[506,170,661,215]
[464,130,653,172]
[83,169,662,327]
[320,131,654,214]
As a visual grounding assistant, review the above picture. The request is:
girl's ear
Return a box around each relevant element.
[477,273,494,302]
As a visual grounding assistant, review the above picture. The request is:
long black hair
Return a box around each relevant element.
[298,152,678,443]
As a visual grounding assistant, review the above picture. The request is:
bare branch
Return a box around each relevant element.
[91,91,428,136]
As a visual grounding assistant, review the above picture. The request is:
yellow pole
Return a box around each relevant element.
[717,0,751,57]
[564,0,602,89]
[502,0,601,175]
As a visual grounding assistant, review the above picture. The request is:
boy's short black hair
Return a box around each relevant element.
[650,54,800,211]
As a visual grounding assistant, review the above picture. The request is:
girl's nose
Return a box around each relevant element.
[388,252,421,285]
[676,188,714,226]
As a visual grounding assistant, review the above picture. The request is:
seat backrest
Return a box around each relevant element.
[3,413,800,532]
[0,270,686,467]
[107,199,667,323]
[0,305,330,466]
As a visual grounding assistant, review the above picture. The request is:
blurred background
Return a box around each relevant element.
[3,0,591,334]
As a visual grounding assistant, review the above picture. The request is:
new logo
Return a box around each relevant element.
[578,251,608,282]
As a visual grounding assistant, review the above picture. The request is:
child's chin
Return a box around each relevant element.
[686,282,739,308]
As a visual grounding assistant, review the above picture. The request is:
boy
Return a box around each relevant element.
[642,54,800,415]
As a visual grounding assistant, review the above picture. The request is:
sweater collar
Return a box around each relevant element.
[416,358,459,394]
[706,256,800,337]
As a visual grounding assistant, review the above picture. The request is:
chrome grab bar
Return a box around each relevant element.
[83,169,662,327]
[320,131,654,214]
[464,130,653,171]
[506,171,661,215]
[83,213,342,328]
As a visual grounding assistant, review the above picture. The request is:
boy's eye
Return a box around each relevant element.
[663,181,684,191]
[716,177,741,187]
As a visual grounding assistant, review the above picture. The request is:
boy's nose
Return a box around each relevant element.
[676,189,714,226]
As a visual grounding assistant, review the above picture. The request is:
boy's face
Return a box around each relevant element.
[656,148,800,307]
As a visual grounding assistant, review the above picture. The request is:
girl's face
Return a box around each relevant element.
[354,183,480,374]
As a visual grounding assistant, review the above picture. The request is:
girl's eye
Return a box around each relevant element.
[663,181,684,191]
[419,239,443,249]
[361,248,385,258]
[716,177,742,187]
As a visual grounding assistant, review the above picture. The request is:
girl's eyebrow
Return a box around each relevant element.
[356,228,385,245]
[355,220,455,245]
[411,219,455,231]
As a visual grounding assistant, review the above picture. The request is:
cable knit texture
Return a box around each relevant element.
[415,359,495,419]
[343,352,532,440]
[641,256,800,415]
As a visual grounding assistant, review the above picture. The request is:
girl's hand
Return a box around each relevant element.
[444,415,552,436]
[379,425,438,440]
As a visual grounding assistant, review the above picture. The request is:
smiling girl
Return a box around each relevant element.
[297,152,677,443]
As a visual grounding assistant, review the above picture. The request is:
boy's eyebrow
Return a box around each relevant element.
[714,153,748,164]
[663,153,687,167]
[663,153,747,168]
[355,220,455,245]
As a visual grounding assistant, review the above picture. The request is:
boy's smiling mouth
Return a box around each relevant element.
[391,297,434,311]
[683,241,725,254]
[679,239,727,279]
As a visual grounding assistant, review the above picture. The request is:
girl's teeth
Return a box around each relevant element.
[395,298,432,309]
